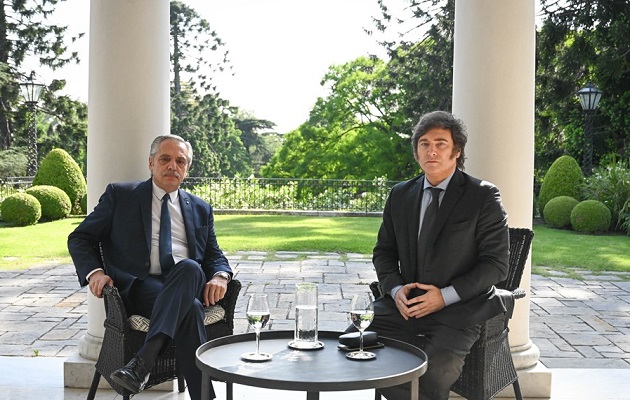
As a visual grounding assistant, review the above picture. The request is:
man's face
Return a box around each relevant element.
[416,128,461,186]
[149,139,190,193]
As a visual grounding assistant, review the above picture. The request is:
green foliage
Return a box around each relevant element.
[233,111,279,175]
[37,95,88,174]
[0,0,83,150]
[539,155,583,216]
[580,159,630,235]
[536,0,630,174]
[80,193,87,214]
[25,185,71,221]
[1,192,41,226]
[262,57,415,181]
[570,200,611,233]
[0,147,28,178]
[32,149,86,213]
[543,196,579,229]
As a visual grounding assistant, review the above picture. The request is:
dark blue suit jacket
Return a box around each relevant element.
[373,169,509,328]
[68,178,231,301]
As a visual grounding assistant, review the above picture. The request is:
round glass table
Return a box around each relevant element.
[196,330,427,400]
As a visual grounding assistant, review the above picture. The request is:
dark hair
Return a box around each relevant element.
[149,134,193,168]
[411,111,467,170]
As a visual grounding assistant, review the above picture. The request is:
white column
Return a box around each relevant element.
[452,0,551,398]
[65,0,170,388]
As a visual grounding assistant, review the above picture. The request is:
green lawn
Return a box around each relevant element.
[1,215,629,274]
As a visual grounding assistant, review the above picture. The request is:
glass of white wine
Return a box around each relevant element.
[241,293,272,362]
[346,293,376,360]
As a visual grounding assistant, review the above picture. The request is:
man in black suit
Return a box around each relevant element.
[68,134,232,400]
[369,111,509,400]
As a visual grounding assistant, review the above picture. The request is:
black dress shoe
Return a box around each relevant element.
[110,356,151,394]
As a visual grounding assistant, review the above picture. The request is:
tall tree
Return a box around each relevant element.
[233,111,279,175]
[170,1,254,177]
[0,0,82,149]
[170,0,230,116]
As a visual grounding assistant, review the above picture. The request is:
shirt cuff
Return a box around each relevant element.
[440,285,461,306]
[86,268,104,282]
[213,271,231,283]
[390,284,403,300]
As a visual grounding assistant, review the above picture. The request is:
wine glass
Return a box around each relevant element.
[241,294,272,362]
[346,293,376,360]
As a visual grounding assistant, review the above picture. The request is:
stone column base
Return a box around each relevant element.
[64,351,173,392]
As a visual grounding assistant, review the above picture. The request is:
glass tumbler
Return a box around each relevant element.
[292,282,319,349]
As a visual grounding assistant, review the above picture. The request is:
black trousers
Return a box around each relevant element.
[129,259,211,400]
[347,296,481,400]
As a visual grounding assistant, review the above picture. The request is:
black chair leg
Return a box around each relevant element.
[86,370,101,400]
[513,379,524,400]
[374,389,382,400]
[178,374,186,392]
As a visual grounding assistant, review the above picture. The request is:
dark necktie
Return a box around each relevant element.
[159,193,174,275]
[417,187,442,268]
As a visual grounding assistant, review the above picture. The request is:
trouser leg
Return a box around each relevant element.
[355,297,480,400]
[129,259,209,398]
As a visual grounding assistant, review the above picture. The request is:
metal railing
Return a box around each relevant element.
[183,177,397,214]
[1,176,398,214]
[0,176,34,203]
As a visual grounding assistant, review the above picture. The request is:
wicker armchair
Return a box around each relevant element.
[86,278,241,400]
[370,227,533,400]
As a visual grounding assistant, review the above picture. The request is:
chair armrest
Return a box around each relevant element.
[101,285,132,334]
[217,279,242,327]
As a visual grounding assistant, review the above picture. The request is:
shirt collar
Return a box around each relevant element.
[423,169,456,192]
[152,181,179,202]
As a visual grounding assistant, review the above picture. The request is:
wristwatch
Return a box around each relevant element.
[213,271,231,282]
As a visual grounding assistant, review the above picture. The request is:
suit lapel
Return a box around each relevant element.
[179,189,196,260]
[431,169,466,244]
[140,179,153,254]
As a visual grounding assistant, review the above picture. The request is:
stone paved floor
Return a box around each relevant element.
[1,252,630,369]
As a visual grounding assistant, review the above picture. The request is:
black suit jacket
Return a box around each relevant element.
[68,178,231,300]
[373,169,509,328]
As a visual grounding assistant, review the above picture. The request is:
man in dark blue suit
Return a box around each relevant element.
[367,111,510,400]
[68,134,232,400]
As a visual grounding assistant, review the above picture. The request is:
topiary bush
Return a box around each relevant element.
[33,148,86,214]
[543,196,579,229]
[538,155,583,219]
[26,185,72,221]
[1,192,41,226]
[80,192,88,214]
[570,200,611,233]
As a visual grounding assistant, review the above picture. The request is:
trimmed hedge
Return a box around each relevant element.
[26,185,72,221]
[570,200,611,233]
[539,155,583,217]
[1,192,41,226]
[33,149,86,214]
[543,196,579,229]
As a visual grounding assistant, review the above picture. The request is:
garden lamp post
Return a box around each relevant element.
[19,72,45,177]
[577,83,602,176]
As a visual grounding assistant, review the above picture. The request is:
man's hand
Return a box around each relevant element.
[394,282,445,320]
[88,271,113,298]
[204,275,228,307]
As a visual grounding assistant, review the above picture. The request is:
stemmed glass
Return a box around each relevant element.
[241,294,272,362]
[346,293,376,360]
